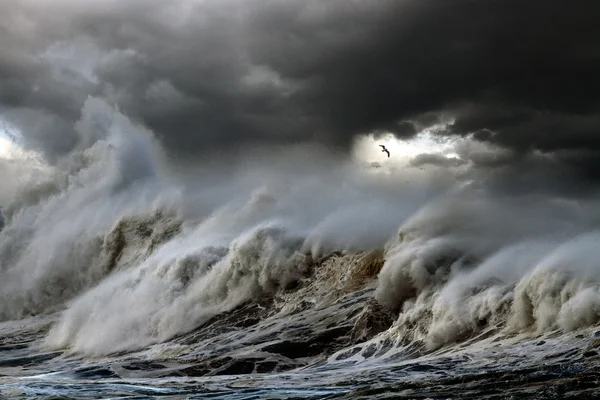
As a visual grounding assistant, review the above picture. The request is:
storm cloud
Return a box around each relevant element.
[1,0,599,167]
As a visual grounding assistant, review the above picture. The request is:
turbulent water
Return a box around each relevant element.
[3,99,600,399]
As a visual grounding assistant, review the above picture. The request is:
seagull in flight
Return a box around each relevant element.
[379,144,390,158]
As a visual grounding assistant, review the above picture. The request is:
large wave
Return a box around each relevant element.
[376,193,600,350]
[2,97,600,358]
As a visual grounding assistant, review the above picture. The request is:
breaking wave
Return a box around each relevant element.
[2,97,600,369]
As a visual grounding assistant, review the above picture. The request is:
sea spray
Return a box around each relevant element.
[2,97,600,361]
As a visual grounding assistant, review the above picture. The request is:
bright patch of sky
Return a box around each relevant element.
[352,124,460,166]
[0,119,27,160]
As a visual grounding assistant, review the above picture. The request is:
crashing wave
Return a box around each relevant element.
[376,210,600,351]
[2,98,600,368]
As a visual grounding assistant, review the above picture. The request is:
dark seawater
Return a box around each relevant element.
[2,284,600,399]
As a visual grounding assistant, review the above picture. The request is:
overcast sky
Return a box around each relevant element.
[1,0,599,178]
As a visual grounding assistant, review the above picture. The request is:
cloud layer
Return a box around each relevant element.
[1,0,599,171]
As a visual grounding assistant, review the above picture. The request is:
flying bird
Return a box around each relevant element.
[379,144,390,158]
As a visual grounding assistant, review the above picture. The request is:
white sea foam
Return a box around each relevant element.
[2,97,600,356]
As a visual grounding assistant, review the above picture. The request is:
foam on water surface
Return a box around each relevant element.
[3,99,600,398]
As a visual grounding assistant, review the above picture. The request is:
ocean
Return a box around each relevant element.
[2,100,600,399]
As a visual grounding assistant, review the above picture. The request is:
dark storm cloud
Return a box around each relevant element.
[0,0,599,163]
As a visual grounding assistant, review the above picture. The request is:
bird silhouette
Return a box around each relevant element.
[379,144,390,158]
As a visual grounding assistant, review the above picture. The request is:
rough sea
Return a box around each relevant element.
[2,99,600,399]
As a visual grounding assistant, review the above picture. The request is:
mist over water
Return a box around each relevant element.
[2,98,600,398]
